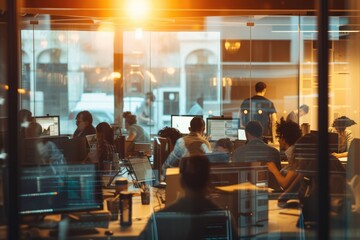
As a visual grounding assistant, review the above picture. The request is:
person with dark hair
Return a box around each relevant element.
[329,116,357,158]
[232,120,281,190]
[123,112,150,142]
[157,126,182,151]
[267,117,302,190]
[141,156,237,239]
[213,138,233,153]
[161,117,211,180]
[73,110,96,137]
[95,122,116,170]
[138,92,156,126]
[286,104,309,123]
[277,134,346,218]
[239,81,277,143]
[162,155,219,212]
[25,122,65,165]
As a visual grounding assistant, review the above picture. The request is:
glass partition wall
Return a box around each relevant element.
[4,6,358,239]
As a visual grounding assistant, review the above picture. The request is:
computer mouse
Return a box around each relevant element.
[104,230,114,236]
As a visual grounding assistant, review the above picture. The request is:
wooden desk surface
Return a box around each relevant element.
[15,192,305,239]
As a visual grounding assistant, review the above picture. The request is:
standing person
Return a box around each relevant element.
[232,120,281,190]
[329,116,357,158]
[73,110,96,137]
[187,96,204,115]
[267,117,302,191]
[161,117,211,179]
[239,81,277,143]
[286,104,309,123]
[138,92,156,126]
[123,111,150,142]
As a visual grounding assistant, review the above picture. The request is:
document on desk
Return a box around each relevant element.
[215,182,267,192]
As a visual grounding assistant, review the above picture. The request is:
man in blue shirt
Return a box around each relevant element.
[161,117,211,180]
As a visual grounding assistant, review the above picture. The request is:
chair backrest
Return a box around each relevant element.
[150,210,233,240]
[347,138,360,179]
[153,137,171,180]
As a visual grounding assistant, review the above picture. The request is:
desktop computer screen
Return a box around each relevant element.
[19,163,103,215]
[206,117,240,141]
[171,115,203,134]
[238,128,246,140]
[34,115,60,136]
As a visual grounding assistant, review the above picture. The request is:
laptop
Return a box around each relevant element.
[128,155,156,184]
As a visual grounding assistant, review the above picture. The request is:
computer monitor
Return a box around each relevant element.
[19,163,103,215]
[171,115,203,134]
[206,117,240,141]
[238,128,246,140]
[128,155,156,183]
[153,137,172,181]
[33,115,60,136]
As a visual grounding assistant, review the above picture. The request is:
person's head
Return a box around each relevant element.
[76,111,93,131]
[19,109,33,128]
[196,96,204,108]
[213,138,233,153]
[255,82,267,94]
[124,114,137,129]
[25,122,42,138]
[96,122,114,145]
[123,111,132,119]
[299,104,309,117]
[332,116,356,133]
[145,92,156,106]
[157,127,182,148]
[245,121,263,140]
[189,117,205,134]
[276,117,302,150]
[179,155,210,193]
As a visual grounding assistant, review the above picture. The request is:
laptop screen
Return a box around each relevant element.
[128,156,156,183]
[33,115,60,136]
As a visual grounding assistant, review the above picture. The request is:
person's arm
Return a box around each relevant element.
[126,130,136,141]
[267,162,297,189]
[332,152,348,158]
[160,139,185,180]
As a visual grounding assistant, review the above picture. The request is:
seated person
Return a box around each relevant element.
[278,134,346,218]
[213,138,233,153]
[123,111,150,142]
[141,155,236,239]
[86,122,116,170]
[329,116,356,158]
[232,120,281,190]
[25,122,65,165]
[161,117,211,180]
[157,126,182,152]
[267,118,302,191]
[73,110,96,138]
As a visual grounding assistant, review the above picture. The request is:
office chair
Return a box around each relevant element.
[149,210,233,240]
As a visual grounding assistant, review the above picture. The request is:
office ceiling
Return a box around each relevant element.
[17,0,352,31]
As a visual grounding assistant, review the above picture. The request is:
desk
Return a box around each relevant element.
[13,190,308,239]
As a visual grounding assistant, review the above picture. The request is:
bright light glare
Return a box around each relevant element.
[126,0,149,21]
